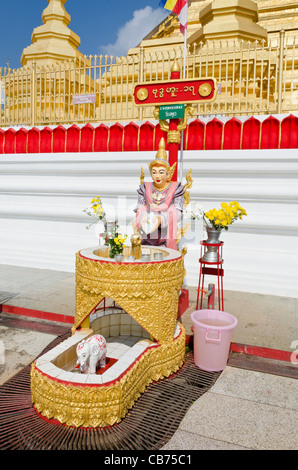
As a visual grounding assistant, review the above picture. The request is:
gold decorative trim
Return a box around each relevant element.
[199,83,212,97]
[107,127,110,152]
[184,169,193,206]
[31,326,186,428]
[140,166,145,185]
[137,126,140,152]
[136,88,149,101]
[167,130,181,143]
[278,121,282,149]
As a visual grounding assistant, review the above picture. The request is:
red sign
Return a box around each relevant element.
[134,78,217,106]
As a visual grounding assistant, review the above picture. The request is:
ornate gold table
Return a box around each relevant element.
[74,246,185,342]
[30,246,186,428]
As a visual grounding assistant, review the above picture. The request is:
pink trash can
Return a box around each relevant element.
[191,309,238,372]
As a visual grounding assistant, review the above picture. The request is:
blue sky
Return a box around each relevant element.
[0,0,168,70]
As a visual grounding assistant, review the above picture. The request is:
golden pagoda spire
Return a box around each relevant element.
[188,0,267,47]
[21,0,85,66]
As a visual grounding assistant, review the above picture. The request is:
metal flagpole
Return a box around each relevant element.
[179,7,188,183]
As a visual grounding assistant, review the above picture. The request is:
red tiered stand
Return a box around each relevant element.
[196,240,224,311]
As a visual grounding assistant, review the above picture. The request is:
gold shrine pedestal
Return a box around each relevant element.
[30,246,186,428]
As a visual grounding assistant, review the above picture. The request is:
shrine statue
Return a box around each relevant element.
[134,138,185,250]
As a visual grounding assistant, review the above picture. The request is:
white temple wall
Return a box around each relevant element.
[0,149,297,298]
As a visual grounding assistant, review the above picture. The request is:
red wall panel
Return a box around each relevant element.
[280,114,298,148]
[205,118,223,150]
[261,116,280,149]
[242,116,261,149]
[27,127,40,153]
[40,127,53,153]
[80,123,94,152]
[186,119,205,150]
[52,125,66,153]
[139,121,155,151]
[223,117,242,150]
[123,122,139,151]
[0,129,4,154]
[4,128,16,154]
[66,124,80,152]
[15,128,28,154]
[94,124,109,152]
[108,123,124,152]
[154,124,168,151]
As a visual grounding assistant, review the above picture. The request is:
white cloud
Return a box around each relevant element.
[99,6,168,57]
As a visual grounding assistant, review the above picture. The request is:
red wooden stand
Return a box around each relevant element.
[196,240,224,311]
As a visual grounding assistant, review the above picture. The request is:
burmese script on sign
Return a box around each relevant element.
[134,78,217,106]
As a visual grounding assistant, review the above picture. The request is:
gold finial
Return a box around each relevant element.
[155,138,167,161]
[148,137,176,178]
[171,60,181,73]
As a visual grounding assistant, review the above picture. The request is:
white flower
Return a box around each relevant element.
[184,201,204,220]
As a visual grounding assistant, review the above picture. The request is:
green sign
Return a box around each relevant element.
[159,104,185,120]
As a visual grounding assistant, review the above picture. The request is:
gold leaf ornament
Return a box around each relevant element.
[199,83,212,97]
[137,88,149,101]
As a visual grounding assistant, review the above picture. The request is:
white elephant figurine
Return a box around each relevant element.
[76,334,107,374]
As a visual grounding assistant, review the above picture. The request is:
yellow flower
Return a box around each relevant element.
[118,234,127,244]
[205,210,215,220]
[230,201,239,210]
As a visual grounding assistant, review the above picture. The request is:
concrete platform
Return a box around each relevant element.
[0,263,297,450]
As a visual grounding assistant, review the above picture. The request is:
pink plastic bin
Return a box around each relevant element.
[191,309,238,372]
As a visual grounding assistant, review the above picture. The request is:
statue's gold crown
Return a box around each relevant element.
[154,137,168,164]
[148,138,176,181]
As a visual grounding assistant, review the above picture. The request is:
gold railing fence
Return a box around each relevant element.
[0,31,297,128]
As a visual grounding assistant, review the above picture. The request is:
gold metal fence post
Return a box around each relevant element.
[139,46,144,121]
[277,29,285,115]
[31,60,36,127]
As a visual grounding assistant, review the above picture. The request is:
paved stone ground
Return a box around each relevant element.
[0,324,56,385]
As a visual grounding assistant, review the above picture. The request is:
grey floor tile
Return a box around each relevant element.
[211,366,298,410]
[178,392,297,450]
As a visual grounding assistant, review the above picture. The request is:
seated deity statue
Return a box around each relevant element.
[134,138,185,250]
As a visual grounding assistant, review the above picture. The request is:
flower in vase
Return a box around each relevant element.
[83,195,107,229]
[104,224,127,258]
[204,201,247,231]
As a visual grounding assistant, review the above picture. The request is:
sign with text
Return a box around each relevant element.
[159,104,185,120]
[134,78,217,106]
[73,93,96,105]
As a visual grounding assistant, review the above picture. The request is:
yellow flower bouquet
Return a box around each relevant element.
[204,201,247,231]
[83,195,106,229]
[104,225,127,258]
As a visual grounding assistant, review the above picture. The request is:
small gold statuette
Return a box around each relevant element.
[198,83,212,97]
[131,222,142,259]
[137,88,149,101]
